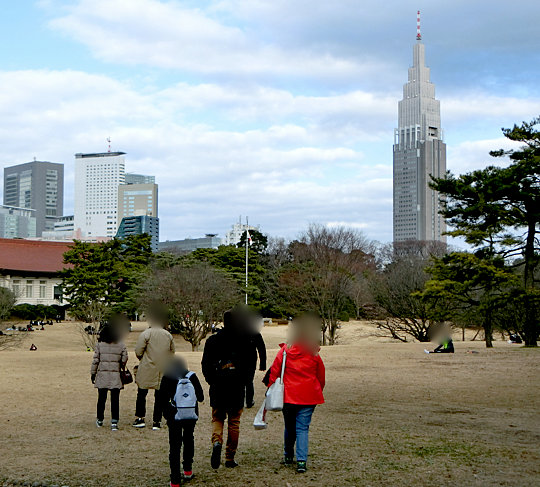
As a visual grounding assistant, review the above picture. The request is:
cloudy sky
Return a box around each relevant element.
[1,0,539,243]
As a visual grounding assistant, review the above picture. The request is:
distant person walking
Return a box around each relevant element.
[267,315,325,473]
[158,356,204,486]
[202,308,250,469]
[90,322,128,431]
[133,305,175,430]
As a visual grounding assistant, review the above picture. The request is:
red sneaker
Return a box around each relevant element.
[183,470,194,480]
[170,483,180,487]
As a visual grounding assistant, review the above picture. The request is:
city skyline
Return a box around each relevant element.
[0,1,539,244]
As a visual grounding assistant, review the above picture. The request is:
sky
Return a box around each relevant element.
[1,0,539,244]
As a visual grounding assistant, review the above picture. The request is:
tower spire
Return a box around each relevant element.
[416,10,422,41]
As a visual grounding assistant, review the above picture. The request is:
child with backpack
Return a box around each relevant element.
[158,356,204,486]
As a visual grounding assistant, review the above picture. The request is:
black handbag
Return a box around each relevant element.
[120,367,133,385]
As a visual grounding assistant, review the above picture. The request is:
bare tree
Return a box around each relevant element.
[371,241,448,342]
[0,287,25,351]
[0,286,17,322]
[141,262,240,351]
[279,224,375,345]
[76,301,108,350]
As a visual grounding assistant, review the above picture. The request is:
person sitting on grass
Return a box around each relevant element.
[90,319,128,431]
[425,336,454,354]
[158,356,204,486]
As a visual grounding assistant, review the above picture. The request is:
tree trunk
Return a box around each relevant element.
[484,310,493,348]
[522,217,538,346]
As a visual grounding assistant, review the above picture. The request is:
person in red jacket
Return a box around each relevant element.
[267,314,325,473]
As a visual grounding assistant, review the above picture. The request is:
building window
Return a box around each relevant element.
[39,281,47,298]
[53,285,63,303]
[12,280,20,296]
[26,280,33,298]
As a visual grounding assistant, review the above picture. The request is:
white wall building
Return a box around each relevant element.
[73,152,126,238]
[224,221,260,246]
[0,239,70,308]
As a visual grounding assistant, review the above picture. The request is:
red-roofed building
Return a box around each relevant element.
[0,238,72,307]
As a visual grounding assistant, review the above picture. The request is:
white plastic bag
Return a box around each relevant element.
[265,378,284,411]
[265,350,286,412]
[253,400,267,430]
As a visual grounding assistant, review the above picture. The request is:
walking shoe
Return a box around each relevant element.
[281,456,293,466]
[96,419,103,428]
[111,421,119,431]
[183,470,194,480]
[132,418,145,428]
[170,483,180,487]
[211,442,222,469]
[296,461,307,473]
[152,421,161,430]
[246,400,255,409]
[225,460,239,468]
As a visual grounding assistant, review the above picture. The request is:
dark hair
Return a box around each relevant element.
[98,324,117,344]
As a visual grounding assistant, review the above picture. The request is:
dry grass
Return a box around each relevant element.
[0,321,538,487]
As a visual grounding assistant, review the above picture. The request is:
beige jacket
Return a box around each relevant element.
[135,325,175,389]
[91,342,128,390]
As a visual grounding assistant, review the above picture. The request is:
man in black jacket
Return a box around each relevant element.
[202,308,251,469]
[158,357,204,485]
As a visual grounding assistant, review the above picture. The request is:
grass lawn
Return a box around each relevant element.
[0,321,538,486]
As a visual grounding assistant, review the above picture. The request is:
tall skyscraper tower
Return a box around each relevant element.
[73,152,125,238]
[393,12,446,243]
[3,161,64,236]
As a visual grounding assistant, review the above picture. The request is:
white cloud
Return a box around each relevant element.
[48,0,386,82]
[447,137,522,175]
[0,68,392,241]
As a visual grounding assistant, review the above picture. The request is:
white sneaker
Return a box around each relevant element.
[96,419,104,427]
[424,349,430,354]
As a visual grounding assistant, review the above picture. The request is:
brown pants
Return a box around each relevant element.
[211,407,243,462]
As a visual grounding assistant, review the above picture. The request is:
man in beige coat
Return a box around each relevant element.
[133,318,175,429]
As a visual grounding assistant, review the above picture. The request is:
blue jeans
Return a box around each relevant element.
[282,404,316,462]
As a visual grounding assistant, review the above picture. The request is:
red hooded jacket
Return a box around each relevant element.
[268,343,325,406]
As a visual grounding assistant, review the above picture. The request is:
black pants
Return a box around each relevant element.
[97,388,120,422]
[168,419,197,483]
[245,366,256,406]
[135,387,162,422]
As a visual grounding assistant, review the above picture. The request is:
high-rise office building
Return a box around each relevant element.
[3,161,64,236]
[393,14,446,243]
[118,183,158,223]
[125,173,155,185]
[116,215,159,252]
[0,205,37,238]
[73,152,125,238]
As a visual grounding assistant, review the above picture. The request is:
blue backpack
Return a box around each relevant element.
[172,371,198,421]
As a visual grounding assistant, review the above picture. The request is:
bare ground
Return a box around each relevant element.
[0,321,538,487]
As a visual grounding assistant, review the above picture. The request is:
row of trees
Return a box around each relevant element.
[51,117,539,349]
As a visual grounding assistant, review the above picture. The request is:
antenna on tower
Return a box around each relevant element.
[416,10,422,41]
[107,137,111,153]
